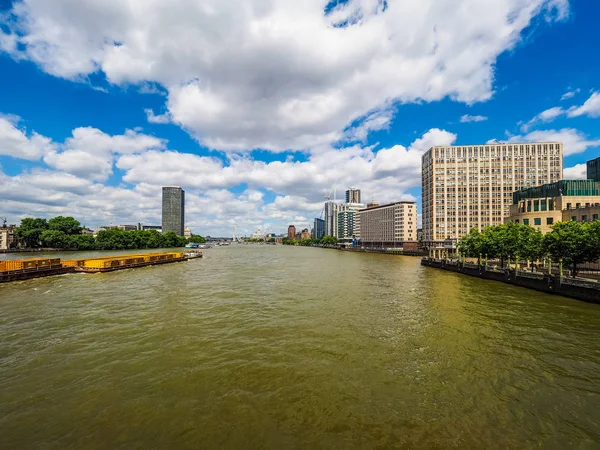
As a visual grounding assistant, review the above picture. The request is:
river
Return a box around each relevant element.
[1,245,600,449]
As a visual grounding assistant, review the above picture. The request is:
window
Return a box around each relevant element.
[541,199,547,211]
[523,219,530,225]
[534,218,541,226]
[547,217,554,225]
[527,201,532,212]
[582,215,588,222]
[593,214,599,221]
[514,219,519,224]
[567,203,572,209]
[572,216,577,222]
[534,200,539,212]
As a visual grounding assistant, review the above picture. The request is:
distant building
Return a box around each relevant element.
[505,180,600,233]
[588,157,600,182]
[422,142,563,249]
[251,228,264,240]
[287,225,296,240]
[301,228,311,240]
[184,227,192,239]
[137,223,162,232]
[118,224,138,231]
[81,228,94,235]
[324,201,338,237]
[295,232,302,240]
[346,188,361,204]
[162,186,185,236]
[0,225,16,250]
[313,218,325,240]
[357,202,417,248]
[337,203,366,240]
[367,201,380,209]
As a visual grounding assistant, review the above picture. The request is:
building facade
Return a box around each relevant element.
[287,225,296,240]
[345,188,361,204]
[324,201,338,237]
[588,157,600,182]
[356,202,417,248]
[162,186,185,236]
[337,203,365,240]
[0,226,16,250]
[301,229,311,240]
[422,142,563,248]
[313,218,325,240]
[505,180,600,233]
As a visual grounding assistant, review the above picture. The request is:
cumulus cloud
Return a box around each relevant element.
[1,0,569,152]
[567,92,600,118]
[509,128,600,156]
[522,92,600,131]
[563,163,587,180]
[0,116,57,160]
[460,114,488,123]
[44,127,166,181]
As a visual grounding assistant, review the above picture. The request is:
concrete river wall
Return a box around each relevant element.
[421,258,600,304]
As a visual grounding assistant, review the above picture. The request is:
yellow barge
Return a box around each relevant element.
[0,257,75,283]
[0,252,188,282]
[61,252,187,273]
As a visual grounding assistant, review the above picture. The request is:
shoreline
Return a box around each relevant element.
[421,258,600,304]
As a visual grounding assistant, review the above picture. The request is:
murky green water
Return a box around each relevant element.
[1,245,600,449]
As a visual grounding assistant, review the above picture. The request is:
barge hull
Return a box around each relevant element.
[0,266,75,283]
[74,256,188,273]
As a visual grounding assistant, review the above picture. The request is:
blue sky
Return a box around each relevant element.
[0,0,599,236]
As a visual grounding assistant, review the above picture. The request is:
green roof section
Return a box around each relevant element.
[513,180,600,204]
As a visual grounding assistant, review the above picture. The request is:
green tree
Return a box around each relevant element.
[518,225,545,266]
[68,234,96,250]
[457,228,485,262]
[15,217,49,248]
[48,216,82,235]
[40,230,69,249]
[188,234,206,244]
[320,235,338,246]
[543,221,592,277]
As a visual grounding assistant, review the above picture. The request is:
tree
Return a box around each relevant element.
[543,221,592,277]
[48,216,82,235]
[68,234,96,250]
[518,225,545,266]
[320,236,338,246]
[15,218,49,248]
[40,230,69,249]
[457,228,485,261]
[188,234,206,244]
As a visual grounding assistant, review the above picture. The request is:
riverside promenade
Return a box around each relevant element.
[421,258,600,304]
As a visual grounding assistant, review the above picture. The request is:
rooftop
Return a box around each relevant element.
[513,180,600,204]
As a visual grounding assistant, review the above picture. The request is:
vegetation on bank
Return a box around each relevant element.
[458,221,600,276]
[13,216,205,251]
[281,235,338,246]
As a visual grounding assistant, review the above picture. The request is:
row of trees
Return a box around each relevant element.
[13,216,204,251]
[457,221,600,276]
[281,236,338,246]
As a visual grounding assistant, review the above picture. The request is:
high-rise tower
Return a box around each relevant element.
[162,186,185,236]
[345,188,361,204]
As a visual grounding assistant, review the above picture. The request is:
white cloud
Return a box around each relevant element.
[509,128,600,156]
[44,127,166,181]
[561,88,580,101]
[563,163,587,180]
[460,114,488,123]
[567,92,600,118]
[1,0,569,152]
[0,116,57,160]
[521,106,565,131]
[145,109,171,124]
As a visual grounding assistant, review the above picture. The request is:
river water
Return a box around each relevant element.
[1,245,600,449]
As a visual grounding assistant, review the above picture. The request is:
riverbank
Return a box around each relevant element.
[421,258,600,304]
[337,247,426,257]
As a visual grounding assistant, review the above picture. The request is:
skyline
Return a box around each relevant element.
[1,0,600,236]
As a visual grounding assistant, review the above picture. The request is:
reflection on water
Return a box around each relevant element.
[1,245,600,448]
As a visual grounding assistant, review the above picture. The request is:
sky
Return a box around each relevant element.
[0,0,599,237]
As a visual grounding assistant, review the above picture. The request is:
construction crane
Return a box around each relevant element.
[0,217,7,227]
